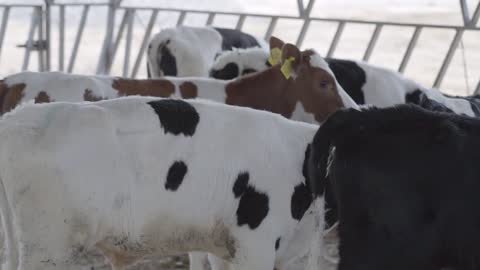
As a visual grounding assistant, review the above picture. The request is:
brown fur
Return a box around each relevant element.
[179,82,198,99]
[2,83,26,114]
[225,39,345,123]
[112,78,175,98]
[83,89,104,101]
[34,91,53,103]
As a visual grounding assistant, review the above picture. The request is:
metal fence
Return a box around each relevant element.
[0,0,479,93]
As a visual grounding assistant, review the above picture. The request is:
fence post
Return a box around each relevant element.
[96,0,121,75]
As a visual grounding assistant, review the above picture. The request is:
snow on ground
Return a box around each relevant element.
[0,0,479,95]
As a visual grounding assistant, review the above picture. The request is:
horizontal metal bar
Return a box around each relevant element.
[0,4,43,8]
[327,21,345,58]
[433,29,465,88]
[398,26,422,73]
[363,24,383,61]
[115,6,480,30]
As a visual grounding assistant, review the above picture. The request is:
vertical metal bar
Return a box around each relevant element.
[296,0,306,17]
[176,11,186,26]
[459,0,471,26]
[59,5,65,71]
[131,9,158,78]
[206,12,215,26]
[264,17,278,40]
[110,9,129,64]
[0,7,10,61]
[123,9,134,77]
[67,5,89,73]
[38,7,44,71]
[398,26,422,73]
[296,19,311,47]
[44,0,51,71]
[475,80,480,95]
[470,1,480,26]
[96,0,118,75]
[363,24,383,62]
[433,29,465,88]
[327,21,345,58]
[22,8,39,71]
[235,15,246,30]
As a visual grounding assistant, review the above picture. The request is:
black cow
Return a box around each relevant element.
[308,104,480,270]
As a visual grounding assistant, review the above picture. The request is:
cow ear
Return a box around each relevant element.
[269,36,285,51]
[280,43,301,79]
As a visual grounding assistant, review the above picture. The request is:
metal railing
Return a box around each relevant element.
[0,0,479,93]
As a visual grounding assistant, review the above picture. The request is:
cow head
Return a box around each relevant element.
[270,37,355,123]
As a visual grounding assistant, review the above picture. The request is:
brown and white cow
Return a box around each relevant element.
[0,37,357,124]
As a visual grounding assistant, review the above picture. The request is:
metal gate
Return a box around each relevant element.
[0,0,479,93]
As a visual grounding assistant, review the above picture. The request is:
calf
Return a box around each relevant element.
[0,96,326,270]
[308,104,480,270]
[209,47,480,116]
[0,37,358,124]
[147,26,267,78]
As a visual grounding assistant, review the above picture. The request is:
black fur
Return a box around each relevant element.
[158,40,177,76]
[242,68,257,76]
[148,99,199,136]
[275,238,281,250]
[326,59,366,105]
[291,146,314,221]
[406,89,455,113]
[232,172,270,230]
[214,27,262,51]
[209,62,239,80]
[165,161,188,191]
[309,104,480,270]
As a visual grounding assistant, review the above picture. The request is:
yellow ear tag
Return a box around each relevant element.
[268,48,282,66]
[281,57,295,79]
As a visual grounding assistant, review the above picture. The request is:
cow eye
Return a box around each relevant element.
[320,80,329,88]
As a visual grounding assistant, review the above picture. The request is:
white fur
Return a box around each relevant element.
[0,97,324,270]
[210,47,270,77]
[147,26,267,78]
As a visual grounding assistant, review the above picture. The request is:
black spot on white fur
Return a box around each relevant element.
[165,161,188,191]
[406,89,454,113]
[214,27,262,51]
[233,172,269,230]
[326,59,366,105]
[148,99,199,136]
[209,62,239,80]
[275,238,281,250]
[291,146,314,221]
[158,40,177,76]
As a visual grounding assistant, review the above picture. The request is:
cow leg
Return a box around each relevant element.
[189,252,210,270]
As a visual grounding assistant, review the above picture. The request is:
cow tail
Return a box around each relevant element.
[0,173,19,269]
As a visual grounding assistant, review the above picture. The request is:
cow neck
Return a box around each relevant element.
[225,65,297,118]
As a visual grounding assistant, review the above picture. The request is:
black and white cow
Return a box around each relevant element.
[209,48,480,116]
[147,26,268,78]
[308,104,480,270]
[0,96,327,270]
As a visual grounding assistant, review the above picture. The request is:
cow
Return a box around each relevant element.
[0,37,358,125]
[0,96,326,270]
[209,46,480,116]
[146,26,268,78]
[307,104,480,270]
[209,47,271,80]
